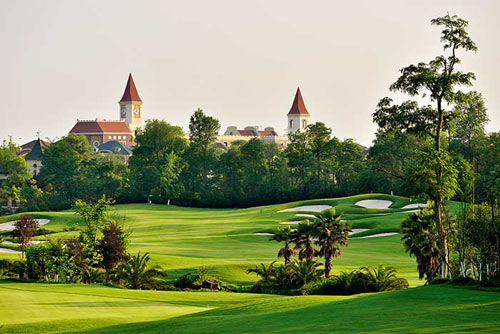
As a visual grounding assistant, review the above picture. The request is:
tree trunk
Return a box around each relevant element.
[324,255,332,278]
[434,100,450,278]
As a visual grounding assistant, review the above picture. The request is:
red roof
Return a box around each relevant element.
[288,87,309,115]
[120,73,142,102]
[238,130,256,136]
[258,130,276,136]
[70,121,132,134]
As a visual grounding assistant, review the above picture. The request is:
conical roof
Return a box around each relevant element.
[119,73,142,102]
[287,87,309,115]
[25,138,44,161]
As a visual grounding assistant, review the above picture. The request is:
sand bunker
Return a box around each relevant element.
[0,219,51,231]
[2,240,45,245]
[349,228,369,235]
[279,205,332,213]
[357,232,399,239]
[402,203,427,209]
[279,221,301,225]
[295,214,316,218]
[0,248,21,254]
[355,200,392,209]
[253,232,273,236]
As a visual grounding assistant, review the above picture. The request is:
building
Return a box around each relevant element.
[24,138,45,177]
[20,139,49,156]
[287,87,310,134]
[69,73,143,148]
[70,120,134,148]
[96,140,133,161]
[216,87,311,148]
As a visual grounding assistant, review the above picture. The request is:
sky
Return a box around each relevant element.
[0,0,498,147]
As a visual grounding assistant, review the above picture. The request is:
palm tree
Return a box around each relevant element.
[360,265,409,292]
[401,207,441,281]
[313,208,351,278]
[293,220,318,261]
[246,261,277,280]
[117,252,166,289]
[288,259,321,286]
[270,227,297,264]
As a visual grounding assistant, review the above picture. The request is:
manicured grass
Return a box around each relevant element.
[0,281,498,333]
[0,194,498,333]
[0,194,439,286]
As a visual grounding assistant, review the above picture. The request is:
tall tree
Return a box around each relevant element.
[307,122,332,192]
[373,14,477,277]
[129,120,187,203]
[184,109,221,204]
[451,91,489,204]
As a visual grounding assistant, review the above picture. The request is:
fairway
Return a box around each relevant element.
[2,194,429,286]
[0,281,499,333]
[1,194,498,333]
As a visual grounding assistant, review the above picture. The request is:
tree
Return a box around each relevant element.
[451,91,489,204]
[373,14,477,277]
[117,252,166,289]
[313,208,351,278]
[286,131,313,197]
[293,221,318,261]
[73,195,114,251]
[14,215,39,257]
[98,222,128,277]
[270,226,297,264]
[183,109,221,204]
[0,139,31,204]
[129,120,187,203]
[39,134,93,201]
[401,207,441,281]
[307,122,332,191]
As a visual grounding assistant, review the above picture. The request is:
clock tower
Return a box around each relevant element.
[119,73,143,136]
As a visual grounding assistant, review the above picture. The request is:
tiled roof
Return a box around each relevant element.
[258,130,276,136]
[119,73,142,102]
[70,121,132,134]
[97,141,132,155]
[21,139,49,151]
[288,87,309,115]
[238,130,256,136]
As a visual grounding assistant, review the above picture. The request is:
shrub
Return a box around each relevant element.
[450,276,475,285]
[429,277,451,285]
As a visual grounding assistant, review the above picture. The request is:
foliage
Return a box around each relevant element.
[0,139,31,203]
[14,215,39,256]
[117,252,167,289]
[401,207,441,280]
[73,195,114,251]
[98,222,128,274]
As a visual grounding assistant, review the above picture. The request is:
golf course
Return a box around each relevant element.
[1,194,499,333]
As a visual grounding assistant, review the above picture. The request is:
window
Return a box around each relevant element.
[290,119,294,129]
[113,136,117,140]
[302,119,307,128]
[108,135,112,139]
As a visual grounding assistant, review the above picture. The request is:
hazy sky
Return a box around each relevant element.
[1,0,498,147]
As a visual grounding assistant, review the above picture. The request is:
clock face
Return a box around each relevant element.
[133,108,141,118]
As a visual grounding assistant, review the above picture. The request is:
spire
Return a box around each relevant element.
[25,138,44,161]
[288,87,309,115]
[120,73,142,102]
